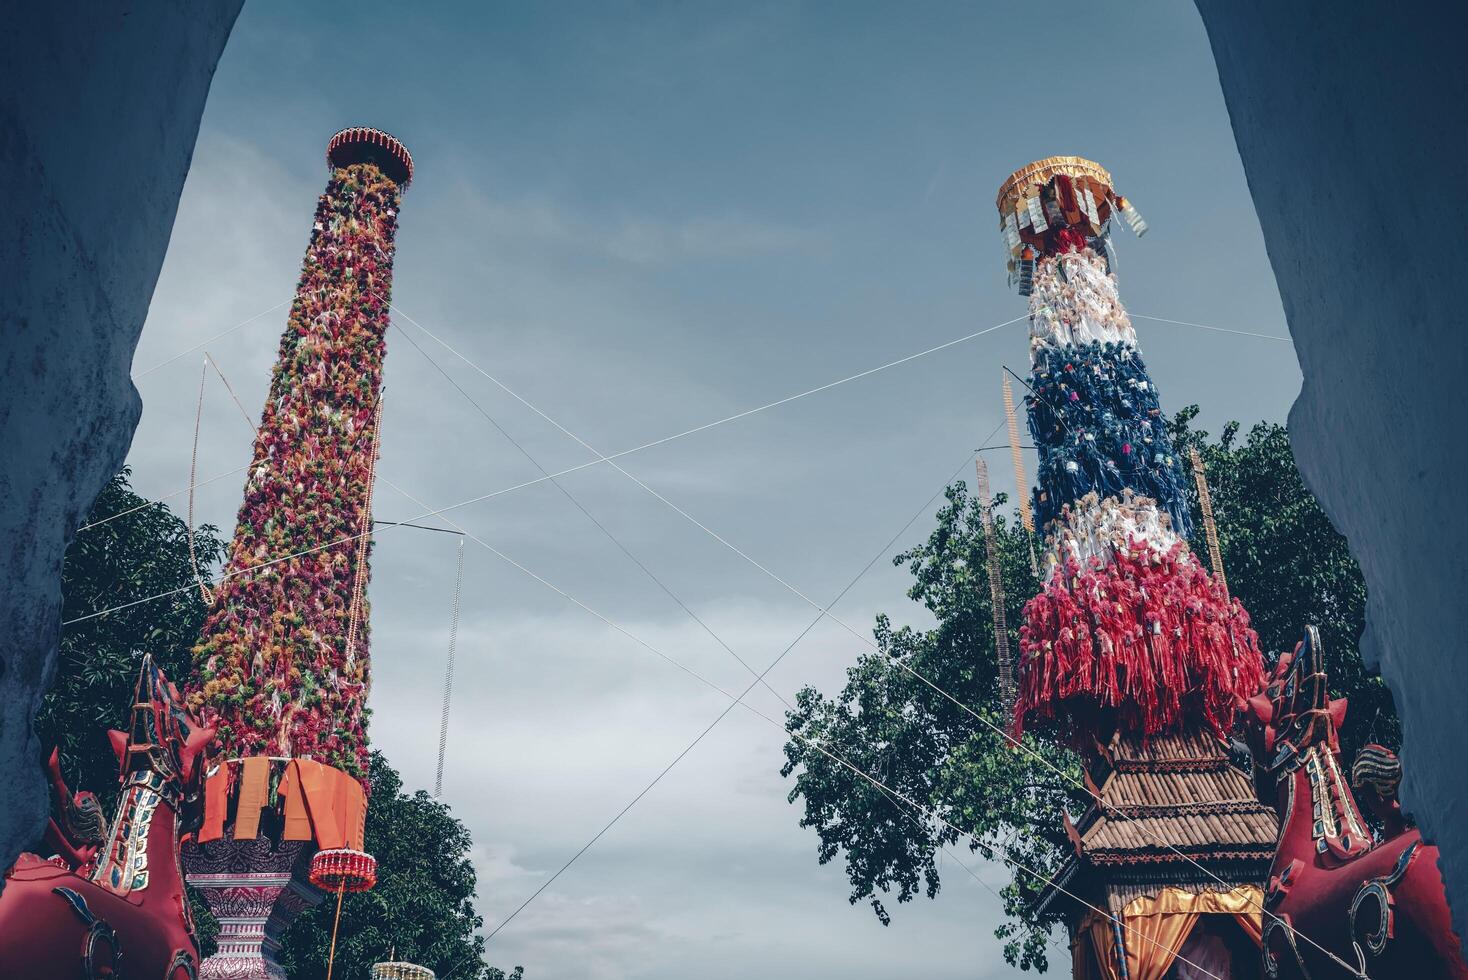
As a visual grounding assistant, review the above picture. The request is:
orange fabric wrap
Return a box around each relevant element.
[279,761,314,841]
[199,766,230,843]
[233,755,270,840]
[1082,912,1126,980]
[199,757,367,849]
[1071,930,1098,980]
[337,771,366,850]
[1106,885,1267,980]
[1121,885,1265,951]
[291,759,365,850]
[297,759,343,848]
[1119,907,1200,980]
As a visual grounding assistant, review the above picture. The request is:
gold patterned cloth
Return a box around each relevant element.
[996,155,1114,215]
[1079,885,1265,980]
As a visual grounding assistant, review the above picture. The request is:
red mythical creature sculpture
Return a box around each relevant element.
[0,656,214,979]
[40,746,109,873]
[1242,626,1467,978]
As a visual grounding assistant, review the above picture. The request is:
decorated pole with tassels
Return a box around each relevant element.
[1002,374,1039,576]
[974,457,1016,718]
[188,127,411,774]
[182,127,411,980]
[996,157,1264,744]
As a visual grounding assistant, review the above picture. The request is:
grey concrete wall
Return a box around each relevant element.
[1195,0,1468,952]
[0,4,242,881]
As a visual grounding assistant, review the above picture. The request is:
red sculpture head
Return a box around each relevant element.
[109,656,215,826]
[1240,625,1349,775]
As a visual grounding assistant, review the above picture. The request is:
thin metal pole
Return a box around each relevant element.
[435,537,466,797]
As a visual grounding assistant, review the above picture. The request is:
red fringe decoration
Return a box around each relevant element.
[309,847,378,893]
[1016,541,1263,743]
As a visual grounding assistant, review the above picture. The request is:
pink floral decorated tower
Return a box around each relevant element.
[182,127,411,979]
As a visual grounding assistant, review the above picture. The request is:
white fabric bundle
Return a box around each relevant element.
[1040,489,1182,582]
[1027,249,1136,348]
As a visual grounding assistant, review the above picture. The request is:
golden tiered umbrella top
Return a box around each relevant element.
[996,155,1114,217]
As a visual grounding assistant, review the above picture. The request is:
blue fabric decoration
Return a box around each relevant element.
[1026,341,1192,538]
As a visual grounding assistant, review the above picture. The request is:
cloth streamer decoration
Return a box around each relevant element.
[197,757,369,851]
[186,134,411,780]
[310,848,378,892]
[999,158,1264,743]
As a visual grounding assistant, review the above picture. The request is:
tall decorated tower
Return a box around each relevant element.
[181,127,412,980]
[996,158,1279,978]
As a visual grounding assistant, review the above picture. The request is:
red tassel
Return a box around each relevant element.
[1014,542,1263,743]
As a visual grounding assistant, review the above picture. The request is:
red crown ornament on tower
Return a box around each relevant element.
[327,126,414,188]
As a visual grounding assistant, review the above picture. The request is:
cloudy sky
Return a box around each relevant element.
[123,3,1299,977]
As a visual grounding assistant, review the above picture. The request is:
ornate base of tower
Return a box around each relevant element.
[180,756,371,979]
[1038,727,1278,978]
[183,833,322,979]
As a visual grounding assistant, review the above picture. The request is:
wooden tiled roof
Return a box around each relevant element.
[1076,730,1278,864]
[1036,727,1279,920]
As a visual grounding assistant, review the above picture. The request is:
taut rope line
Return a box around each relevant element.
[387,303,1361,978]
[187,358,215,604]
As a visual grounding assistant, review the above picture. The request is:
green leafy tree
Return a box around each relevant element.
[44,470,523,978]
[279,751,524,980]
[41,467,224,812]
[1168,408,1392,761]
[781,410,1392,971]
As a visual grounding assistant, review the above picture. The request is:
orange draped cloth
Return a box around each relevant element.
[278,758,366,850]
[1079,885,1264,980]
[195,756,367,851]
[233,755,270,840]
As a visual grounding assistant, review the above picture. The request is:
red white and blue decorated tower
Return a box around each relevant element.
[998,157,1278,978]
[1000,157,1265,742]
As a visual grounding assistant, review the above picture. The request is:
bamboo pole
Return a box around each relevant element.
[1189,446,1227,591]
[326,881,346,980]
[975,457,1016,720]
[1002,375,1039,576]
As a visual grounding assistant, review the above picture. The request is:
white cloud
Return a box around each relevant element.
[488,891,667,980]
[471,841,545,888]
[435,173,827,268]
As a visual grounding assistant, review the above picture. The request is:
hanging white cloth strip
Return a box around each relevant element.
[1004,211,1021,251]
[1027,195,1049,233]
